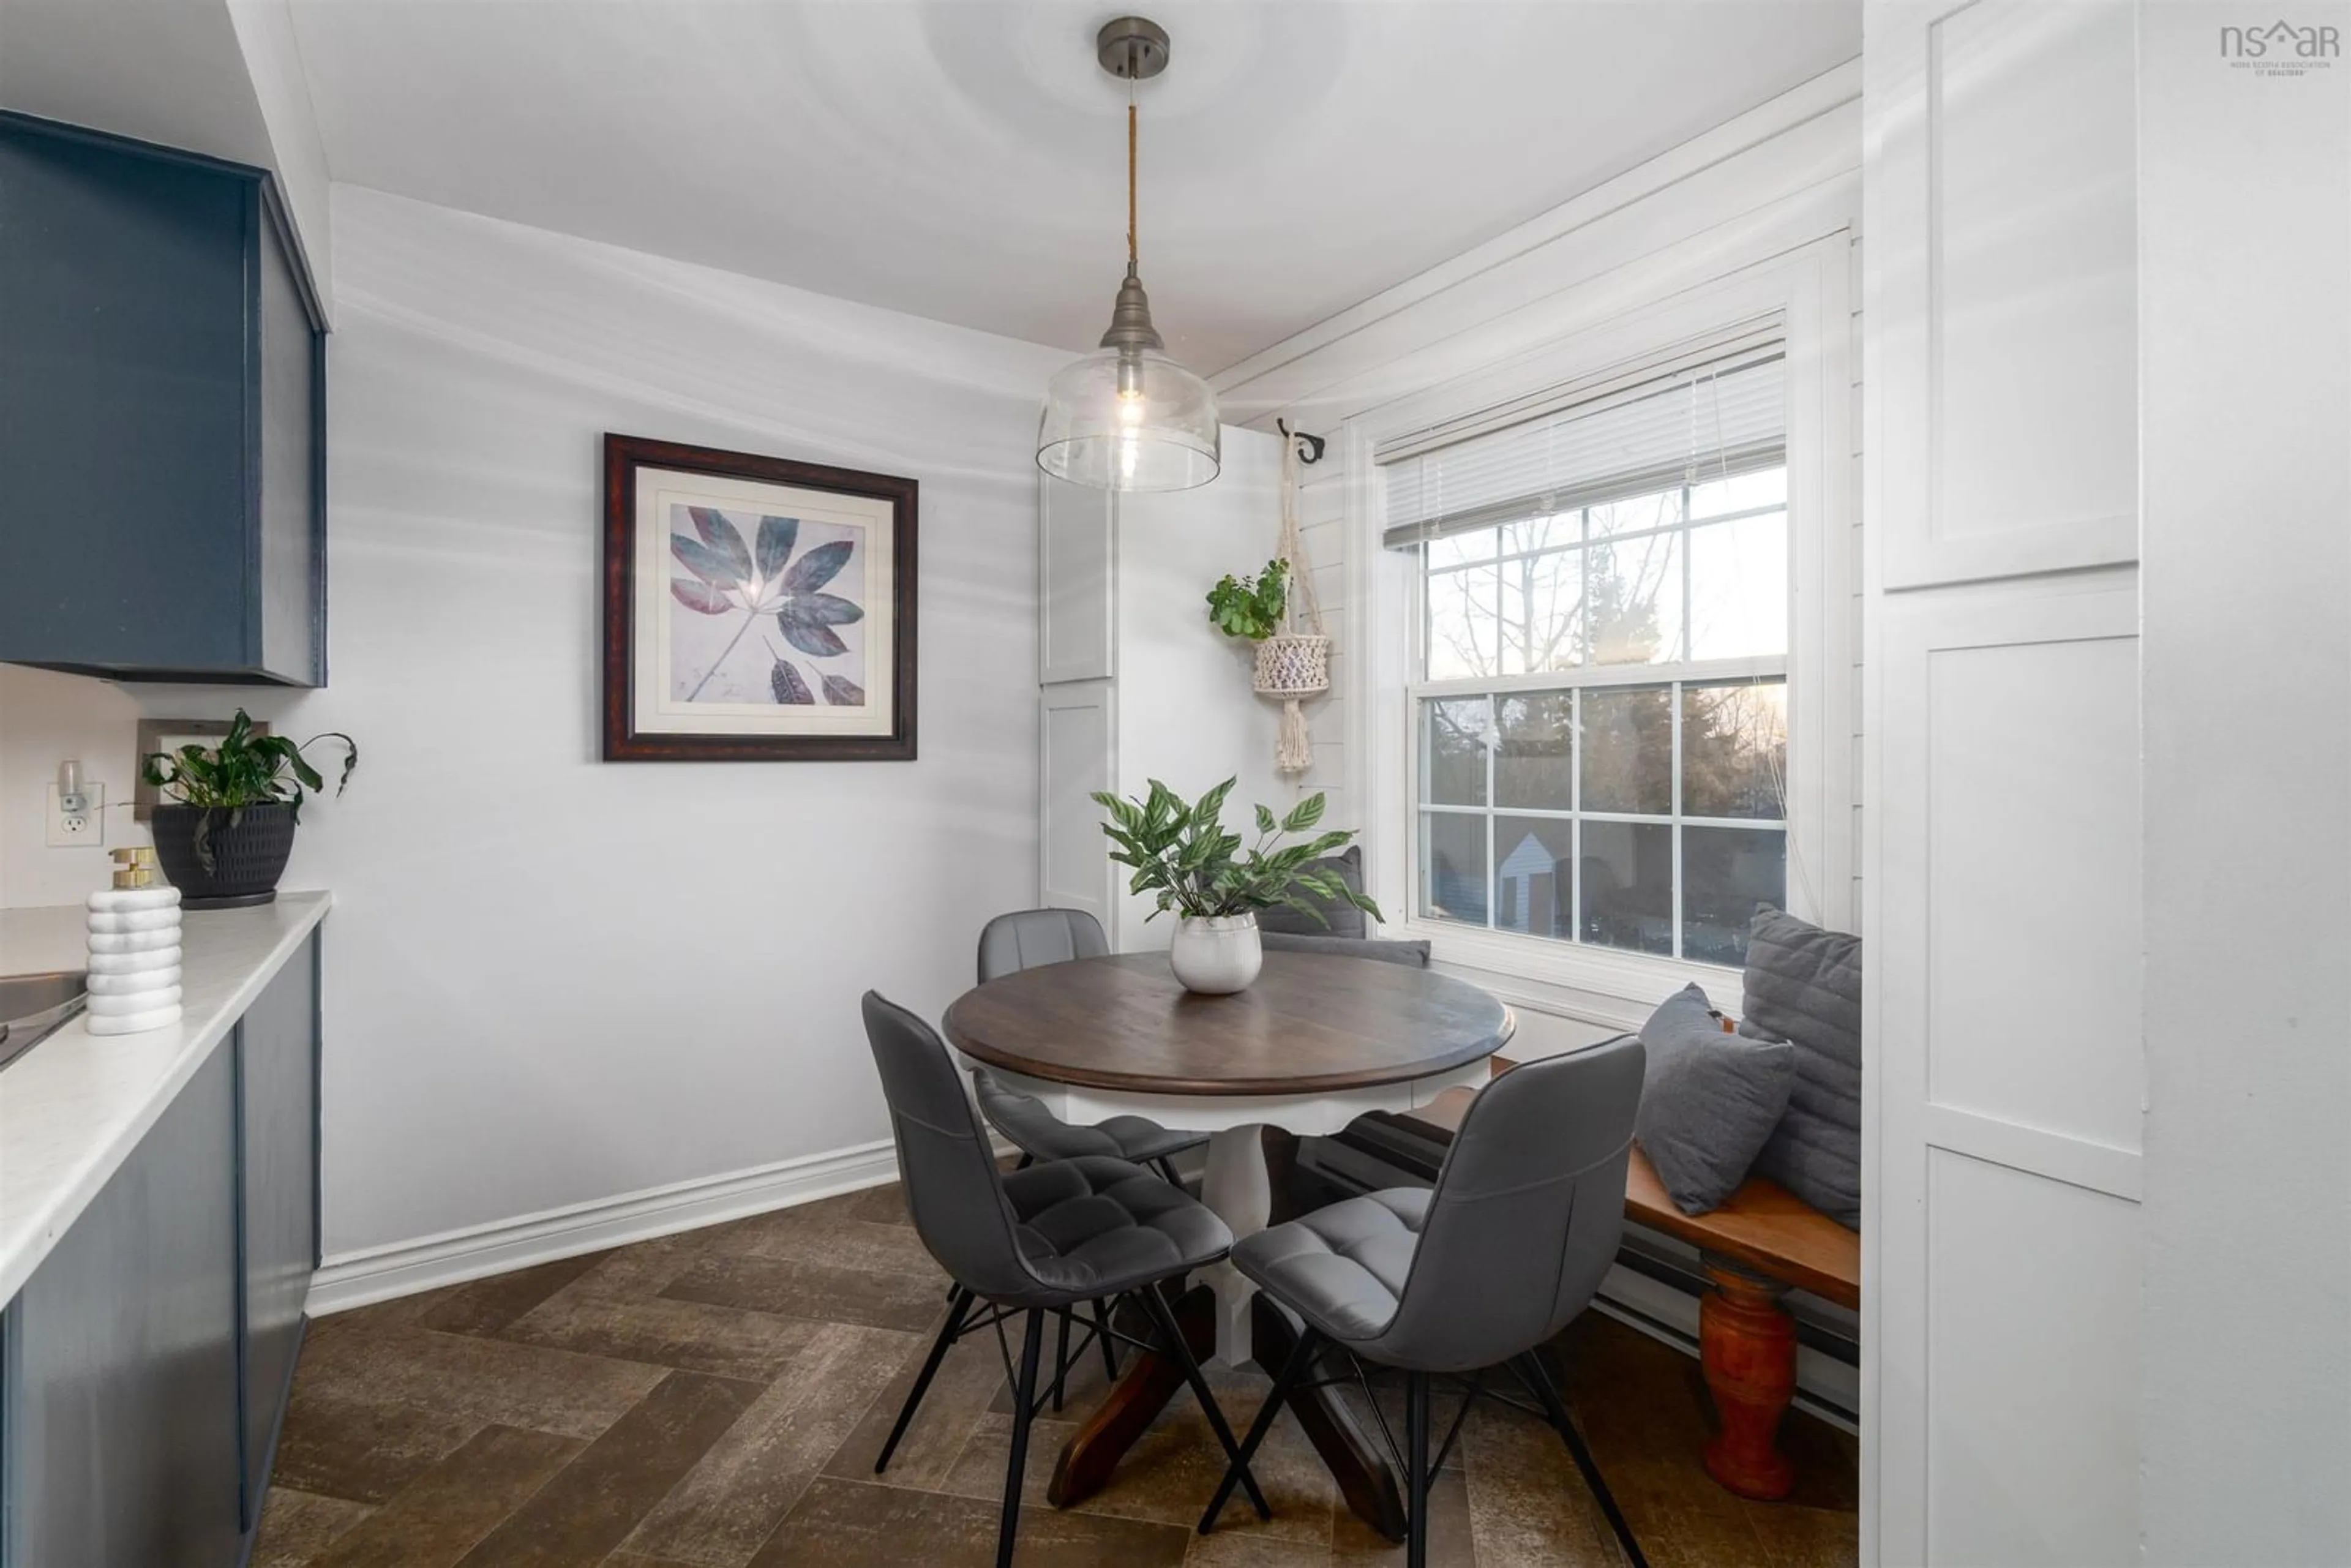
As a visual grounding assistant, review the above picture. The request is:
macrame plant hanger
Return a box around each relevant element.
[1256,425,1331,773]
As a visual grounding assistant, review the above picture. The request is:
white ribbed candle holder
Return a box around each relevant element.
[86,887,183,1035]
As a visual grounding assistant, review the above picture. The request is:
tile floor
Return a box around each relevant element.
[253,1180,1856,1567]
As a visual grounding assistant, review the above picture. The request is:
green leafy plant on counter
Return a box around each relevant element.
[142,709,357,871]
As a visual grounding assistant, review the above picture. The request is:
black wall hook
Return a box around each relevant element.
[1277,419,1326,465]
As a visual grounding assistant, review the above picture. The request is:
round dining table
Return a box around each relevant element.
[942,947,1513,1537]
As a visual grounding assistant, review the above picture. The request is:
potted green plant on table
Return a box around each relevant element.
[141,710,356,909]
[1093,778,1381,994]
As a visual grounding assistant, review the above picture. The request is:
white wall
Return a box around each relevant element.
[2139,5,2351,1561]
[0,185,1064,1270]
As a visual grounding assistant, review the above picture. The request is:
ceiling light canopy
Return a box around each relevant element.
[1036,15,1220,493]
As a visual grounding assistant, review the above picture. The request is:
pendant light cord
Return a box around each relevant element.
[1126,88,1139,271]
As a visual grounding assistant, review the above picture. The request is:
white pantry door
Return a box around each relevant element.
[1862,2,2144,1564]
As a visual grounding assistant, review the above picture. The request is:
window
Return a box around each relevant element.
[1385,345,1790,968]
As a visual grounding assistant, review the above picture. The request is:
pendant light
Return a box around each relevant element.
[1035,16,1220,493]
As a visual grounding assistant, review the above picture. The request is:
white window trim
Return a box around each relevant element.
[1343,238,1857,1020]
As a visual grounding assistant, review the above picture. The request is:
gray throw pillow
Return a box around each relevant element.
[1635,983,1796,1215]
[1257,844,1368,939]
[1739,907,1862,1228]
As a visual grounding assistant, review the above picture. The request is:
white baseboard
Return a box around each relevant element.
[306,1138,902,1317]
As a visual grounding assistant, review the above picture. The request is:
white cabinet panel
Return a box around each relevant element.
[1878,0,2138,588]
[1040,683,1114,931]
[1923,629,2141,1153]
[1040,473,1114,684]
[1924,1150,2140,1568]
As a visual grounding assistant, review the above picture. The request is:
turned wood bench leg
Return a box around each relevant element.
[1698,1255,1797,1500]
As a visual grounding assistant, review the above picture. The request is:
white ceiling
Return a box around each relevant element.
[286,0,1858,373]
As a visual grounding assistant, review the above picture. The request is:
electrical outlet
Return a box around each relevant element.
[45,781,105,848]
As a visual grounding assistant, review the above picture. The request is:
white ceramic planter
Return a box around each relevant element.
[1168,913,1263,995]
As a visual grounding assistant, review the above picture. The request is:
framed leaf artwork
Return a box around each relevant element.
[602,434,918,760]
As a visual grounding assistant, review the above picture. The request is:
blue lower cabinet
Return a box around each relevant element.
[239,936,320,1528]
[0,932,321,1566]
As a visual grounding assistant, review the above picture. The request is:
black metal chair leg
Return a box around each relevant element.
[877,1286,972,1474]
[1406,1370,1431,1568]
[1013,1152,1035,1171]
[1134,1285,1272,1520]
[996,1309,1045,1568]
[1516,1351,1647,1568]
[1051,1308,1072,1411]
[1093,1298,1119,1381]
[1198,1324,1320,1533]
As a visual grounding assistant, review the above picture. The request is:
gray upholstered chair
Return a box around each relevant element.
[972,909,1207,1184]
[1198,1038,1650,1568]
[861,992,1267,1567]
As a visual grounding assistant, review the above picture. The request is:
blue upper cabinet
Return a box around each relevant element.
[0,113,326,686]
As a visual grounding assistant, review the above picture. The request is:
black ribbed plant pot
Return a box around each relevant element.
[151,803,297,909]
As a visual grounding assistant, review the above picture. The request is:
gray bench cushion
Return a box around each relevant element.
[1635,983,1795,1215]
[1257,845,1369,939]
[1260,931,1433,967]
[1739,908,1862,1228]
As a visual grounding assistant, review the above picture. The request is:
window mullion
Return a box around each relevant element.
[1483,694,1497,932]
[1570,685,1583,948]
[1670,678,1685,961]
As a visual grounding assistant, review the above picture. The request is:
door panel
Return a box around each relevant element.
[1864,2,2142,1559]
[240,932,320,1525]
[1876,0,2138,589]
[8,1046,242,1567]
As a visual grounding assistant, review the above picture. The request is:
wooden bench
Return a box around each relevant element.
[1410,1082,1859,1501]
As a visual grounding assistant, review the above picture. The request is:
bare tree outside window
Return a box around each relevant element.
[1410,468,1789,966]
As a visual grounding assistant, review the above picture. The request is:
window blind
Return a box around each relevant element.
[1381,339,1787,550]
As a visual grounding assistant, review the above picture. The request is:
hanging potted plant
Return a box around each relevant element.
[1205,432,1332,775]
[141,710,357,909]
[1093,778,1379,994]
[1205,557,1331,700]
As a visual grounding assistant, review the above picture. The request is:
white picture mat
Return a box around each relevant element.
[630,467,897,737]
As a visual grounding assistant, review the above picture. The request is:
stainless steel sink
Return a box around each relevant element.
[0,970,88,1071]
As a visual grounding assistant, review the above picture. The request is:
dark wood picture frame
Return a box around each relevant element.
[601,433,918,761]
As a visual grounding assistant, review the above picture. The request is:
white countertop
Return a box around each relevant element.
[0,890,331,1303]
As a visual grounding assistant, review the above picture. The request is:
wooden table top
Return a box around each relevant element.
[942,952,1515,1097]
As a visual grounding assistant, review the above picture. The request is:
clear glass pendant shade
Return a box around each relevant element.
[1037,344,1220,492]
